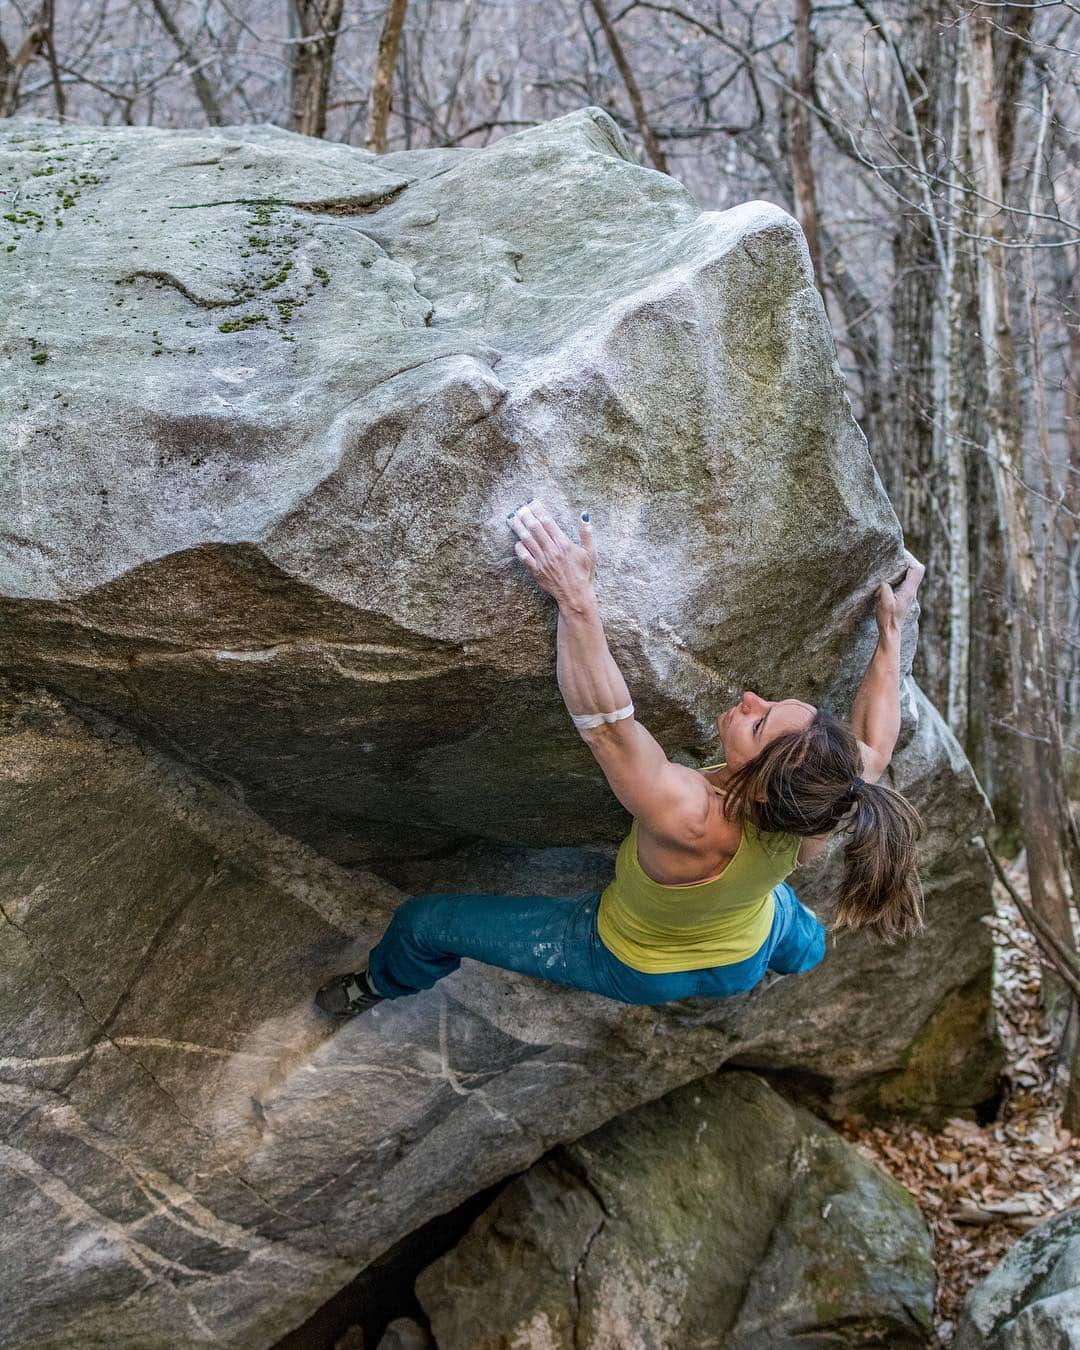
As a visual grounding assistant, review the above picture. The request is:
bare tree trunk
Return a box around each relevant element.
[586,0,669,173]
[942,47,971,743]
[1020,86,1056,660]
[995,0,1036,191]
[790,0,822,287]
[874,1,949,713]
[0,3,49,117]
[398,7,414,149]
[1057,247,1080,736]
[284,0,299,127]
[366,0,409,153]
[1017,85,1080,1126]
[1045,101,1080,753]
[956,12,1019,847]
[289,0,346,139]
[148,0,223,125]
[41,0,64,120]
[965,12,1077,1032]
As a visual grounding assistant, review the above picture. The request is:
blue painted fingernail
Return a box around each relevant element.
[582,512,590,521]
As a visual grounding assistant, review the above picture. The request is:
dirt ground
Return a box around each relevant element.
[840,851,1080,1344]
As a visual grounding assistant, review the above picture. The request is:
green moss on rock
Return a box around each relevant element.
[218,313,268,333]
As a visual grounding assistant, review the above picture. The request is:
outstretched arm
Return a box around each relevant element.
[506,498,624,722]
[555,592,631,725]
[792,550,925,869]
[507,500,708,835]
[556,595,708,832]
[850,548,925,778]
[849,630,901,777]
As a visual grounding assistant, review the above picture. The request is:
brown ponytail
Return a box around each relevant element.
[832,776,925,941]
[714,708,926,943]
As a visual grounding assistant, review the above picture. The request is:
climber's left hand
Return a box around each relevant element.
[507,498,596,609]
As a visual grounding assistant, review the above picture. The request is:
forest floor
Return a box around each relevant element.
[840,851,1080,1344]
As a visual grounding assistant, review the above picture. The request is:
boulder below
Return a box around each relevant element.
[416,1071,936,1348]
[955,1208,1080,1349]
[0,674,995,1348]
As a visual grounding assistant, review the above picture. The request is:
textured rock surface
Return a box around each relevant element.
[416,1071,936,1348]
[0,673,994,1348]
[375,1318,431,1350]
[955,1208,1080,1349]
[6,106,903,865]
[0,108,1003,1348]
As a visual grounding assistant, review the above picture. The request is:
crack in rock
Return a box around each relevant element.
[0,896,302,1229]
[291,185,408,215]
[118,268,237,309]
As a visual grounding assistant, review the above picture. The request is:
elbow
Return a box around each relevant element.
[860,744,892,783]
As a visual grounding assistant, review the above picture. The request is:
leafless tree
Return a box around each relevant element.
[585,0,668,172]
[366,0,408,152]
[0,2,50,117]
[790,0,821,285]
[289,0,346,138]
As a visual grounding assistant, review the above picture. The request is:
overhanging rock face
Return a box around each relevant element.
[7,106,901,865]
[0,109,1002,1348]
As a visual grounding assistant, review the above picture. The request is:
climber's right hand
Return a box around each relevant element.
[876,548,924,638]
[508,498,596,609]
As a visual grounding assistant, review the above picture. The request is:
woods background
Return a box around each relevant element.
[4,0,1079,1083]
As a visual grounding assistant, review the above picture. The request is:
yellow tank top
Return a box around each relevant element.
[596,761,801,974]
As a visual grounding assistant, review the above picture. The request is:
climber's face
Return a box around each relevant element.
[717,691,816,769]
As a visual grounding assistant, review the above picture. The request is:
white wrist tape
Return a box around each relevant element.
[570,702,634,730]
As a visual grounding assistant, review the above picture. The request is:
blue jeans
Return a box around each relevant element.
[367,881,826,1006]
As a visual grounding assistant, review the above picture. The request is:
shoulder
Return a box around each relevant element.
[581,717,718,840]
[650,767,725,847]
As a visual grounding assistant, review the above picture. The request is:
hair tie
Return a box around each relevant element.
[850,775,865,798]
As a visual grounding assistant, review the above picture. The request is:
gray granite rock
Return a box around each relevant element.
[955,1208,1080,1349]
[0,108,1002,1348]
[375,1318,430,1350]
[0,666,994,1347]
[5,106,903,866]
[415,1071,935,1348]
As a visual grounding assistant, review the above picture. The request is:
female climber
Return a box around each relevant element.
[316,498,926,1018]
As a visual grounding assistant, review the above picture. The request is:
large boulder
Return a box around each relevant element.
[415,1071,936,1347]
[6,106,903,866]
[0,109,1002,1346]
[954,1208,1080,1349]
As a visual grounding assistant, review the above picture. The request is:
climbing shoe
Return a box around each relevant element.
[315,966,384,1018]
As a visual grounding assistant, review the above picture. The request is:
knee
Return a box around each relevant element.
[388,893,455,943]
[789,922,826,973]
[768,914,826,975]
